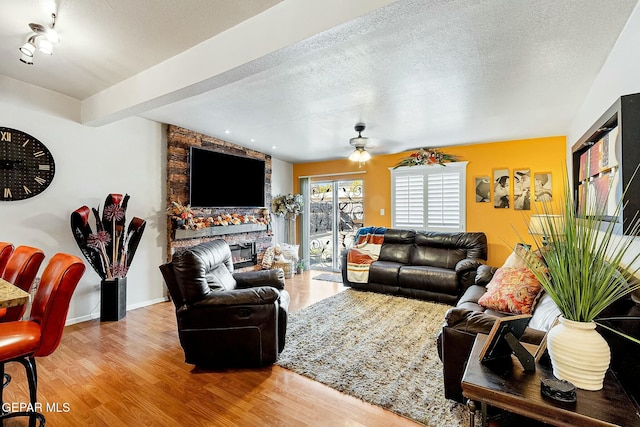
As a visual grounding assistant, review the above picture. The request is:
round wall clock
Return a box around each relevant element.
[0,127,56,201]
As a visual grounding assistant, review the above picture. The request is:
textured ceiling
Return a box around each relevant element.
[1,0,638,163]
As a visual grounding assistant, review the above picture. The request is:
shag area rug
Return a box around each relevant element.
[277,289,471,426]
[311,273,343,283]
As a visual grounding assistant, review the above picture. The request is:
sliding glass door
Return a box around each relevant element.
[308,179,363,271]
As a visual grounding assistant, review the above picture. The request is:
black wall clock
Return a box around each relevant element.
[0,127,56,201]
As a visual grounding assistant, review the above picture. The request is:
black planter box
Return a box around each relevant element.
[101,277,127,321]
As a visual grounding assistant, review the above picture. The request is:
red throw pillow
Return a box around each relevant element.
[478,267,543,314]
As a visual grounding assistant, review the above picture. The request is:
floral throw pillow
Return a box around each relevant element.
[478,267,543,314]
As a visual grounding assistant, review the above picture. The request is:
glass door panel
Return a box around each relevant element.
[309,179,363,271]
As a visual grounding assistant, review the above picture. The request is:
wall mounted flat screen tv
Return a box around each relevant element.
[190,147,265,208]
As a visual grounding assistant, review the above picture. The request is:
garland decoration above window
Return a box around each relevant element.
[272,193,303,219]
[393,148,459,169]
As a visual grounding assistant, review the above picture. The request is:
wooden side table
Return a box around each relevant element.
[461,333,639,427]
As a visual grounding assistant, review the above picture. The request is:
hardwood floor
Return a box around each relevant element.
[3,271,420,426]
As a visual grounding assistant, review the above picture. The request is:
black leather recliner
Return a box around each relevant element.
[159,239,290,368]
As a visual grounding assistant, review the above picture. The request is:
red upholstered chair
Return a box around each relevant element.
[0,243,14,277]
[0,246,46,322]
[0,253,85,425]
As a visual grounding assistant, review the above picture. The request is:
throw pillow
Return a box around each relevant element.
[280,243,300,261]
[502,243,546,274]
[261,246,275,269]
[478,267,543,314]
[528,293,561,331]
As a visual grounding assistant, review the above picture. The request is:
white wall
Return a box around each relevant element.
[0,78,166,324]
[270,157,294,245]
[568,1,640,146]
[567,1,640,274]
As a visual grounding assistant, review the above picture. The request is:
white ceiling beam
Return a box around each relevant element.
[81,0,397,126]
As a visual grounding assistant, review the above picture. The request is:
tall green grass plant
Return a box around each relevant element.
[527,172,640,323]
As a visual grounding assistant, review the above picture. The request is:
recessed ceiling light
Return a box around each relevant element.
[272,146,277,150]
[224,129,231,134]
[250,138,256,142]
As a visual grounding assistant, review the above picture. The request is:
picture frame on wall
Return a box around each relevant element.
[513,169,531,210]
[534,172,552,202]
[475,176,491,202]
[493,168,510,208]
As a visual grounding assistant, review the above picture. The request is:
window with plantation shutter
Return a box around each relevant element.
[390,162,467,232]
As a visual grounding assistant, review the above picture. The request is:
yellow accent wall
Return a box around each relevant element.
[293,136,566,266]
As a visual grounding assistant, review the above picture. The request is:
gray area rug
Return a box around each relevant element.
[312,273,343,283]
[277,289,472,426]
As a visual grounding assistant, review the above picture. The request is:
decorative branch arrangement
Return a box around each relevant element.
[393,148,459,169]
[272,194,303,219]
[71,194,146,280]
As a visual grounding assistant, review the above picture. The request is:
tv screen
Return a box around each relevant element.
[189,147,265,208]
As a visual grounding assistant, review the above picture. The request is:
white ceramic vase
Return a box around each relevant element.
[546,316,610,391]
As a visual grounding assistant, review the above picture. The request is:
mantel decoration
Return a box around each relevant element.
[167,200,271,231]
[393,148,459,169]
[524,172,640,390]
[71,194,146,280]
[272,194,303,219]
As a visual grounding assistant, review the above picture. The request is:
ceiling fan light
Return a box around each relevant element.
[19,53,34,65]
[359,149,371,162]
[19,38,36,56]
[46,29,59,43]
[349,149,361,161]
[37,38,53,55]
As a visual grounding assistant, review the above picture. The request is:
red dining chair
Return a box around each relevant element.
[0,253,85,425]
[0,243,14,277]
[0,246,46,323]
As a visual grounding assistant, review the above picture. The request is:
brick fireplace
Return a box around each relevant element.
[166,125,272,269]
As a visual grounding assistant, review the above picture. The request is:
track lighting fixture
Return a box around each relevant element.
[18,13,59,64]
[349,123,371,167]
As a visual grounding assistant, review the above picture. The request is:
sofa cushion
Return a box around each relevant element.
[410,245,467,269]
[477,267,542,314]
[399,266,458,295]
[415,231,488,260]
[378,229,415,264]
[205,264,238,292]
[368,261,402,286]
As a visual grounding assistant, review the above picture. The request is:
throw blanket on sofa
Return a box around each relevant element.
[347,227,386,283]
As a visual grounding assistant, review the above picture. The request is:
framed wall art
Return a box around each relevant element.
[534,172,552,202]
[493,169,510,208]
[475,176,491,202]
[513,169,531,210]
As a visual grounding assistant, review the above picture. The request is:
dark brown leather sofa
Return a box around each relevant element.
[159,239,290,368]
[437,264,640,408]
[341,228,488,304]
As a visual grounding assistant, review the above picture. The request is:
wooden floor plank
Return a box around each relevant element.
[2,270,420,426]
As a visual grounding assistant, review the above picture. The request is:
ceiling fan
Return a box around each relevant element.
[348,123,371,166]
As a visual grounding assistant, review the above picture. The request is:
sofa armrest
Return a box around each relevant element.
[193,286,281,307]
[475,264,498,286]
[444,307,499,335]
[454,258,483,274]
[234,269,285,290]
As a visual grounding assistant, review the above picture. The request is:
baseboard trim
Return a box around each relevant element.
[65,296,170,326]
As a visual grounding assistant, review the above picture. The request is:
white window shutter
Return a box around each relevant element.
[394,174,424,228]
[427,171,461,229]
[390,162,467,232]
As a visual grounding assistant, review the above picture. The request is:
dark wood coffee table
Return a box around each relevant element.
[461,333,639,427]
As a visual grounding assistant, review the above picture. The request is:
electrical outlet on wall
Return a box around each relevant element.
[380,208,385,215]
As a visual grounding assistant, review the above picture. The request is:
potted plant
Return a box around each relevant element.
[295,259,306,274]
[525,173,640,390]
